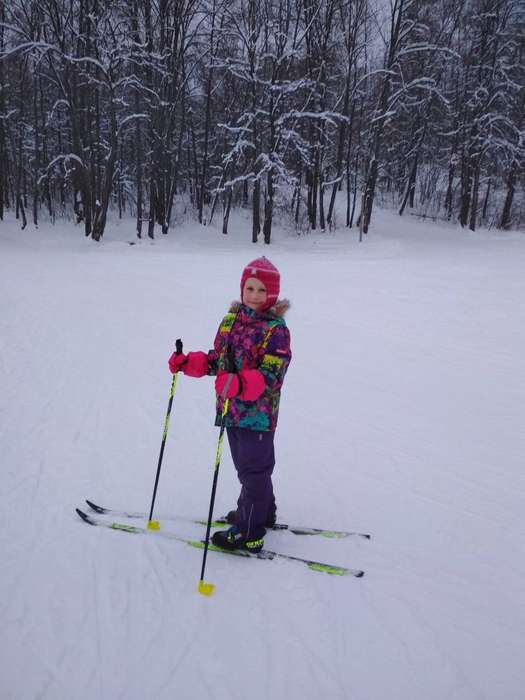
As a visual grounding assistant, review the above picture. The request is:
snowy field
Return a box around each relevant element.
[1,208,525,700]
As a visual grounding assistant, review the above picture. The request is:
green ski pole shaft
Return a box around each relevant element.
[148,338,183,528]
[197,396,230,596]
[198,346,236,596]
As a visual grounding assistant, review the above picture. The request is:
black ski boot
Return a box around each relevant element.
[212,525,266,553]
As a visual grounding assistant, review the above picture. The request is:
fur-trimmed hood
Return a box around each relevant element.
[229,299,291,319]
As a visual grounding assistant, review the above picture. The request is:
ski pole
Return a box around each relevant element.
[198,347,236,596]
[147,338,183,530]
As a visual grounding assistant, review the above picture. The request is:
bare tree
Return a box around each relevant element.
[1,0,523,237]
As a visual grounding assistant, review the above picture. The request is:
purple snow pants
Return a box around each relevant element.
[226,427,276,537]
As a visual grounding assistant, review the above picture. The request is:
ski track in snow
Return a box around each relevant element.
[1,209,525,700]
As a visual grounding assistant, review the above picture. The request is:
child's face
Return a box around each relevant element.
[243,277,268,311]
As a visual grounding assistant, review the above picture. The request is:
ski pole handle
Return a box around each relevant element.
[175,338,183,355]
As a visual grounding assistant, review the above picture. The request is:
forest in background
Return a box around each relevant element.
[0,0,524,241]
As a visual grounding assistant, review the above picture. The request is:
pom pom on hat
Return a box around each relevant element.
[240,257,280,310]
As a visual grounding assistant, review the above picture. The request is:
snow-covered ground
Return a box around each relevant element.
[1,209,524,700]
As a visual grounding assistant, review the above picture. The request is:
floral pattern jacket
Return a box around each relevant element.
[207,300,292,431]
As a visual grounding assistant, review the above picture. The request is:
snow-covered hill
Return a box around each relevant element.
[1,210,524,700]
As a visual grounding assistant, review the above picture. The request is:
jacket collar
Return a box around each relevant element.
[229,299,291,319]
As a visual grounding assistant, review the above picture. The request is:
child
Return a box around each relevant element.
[168,257,291,553]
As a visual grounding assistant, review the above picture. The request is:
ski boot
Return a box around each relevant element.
[212,525,266,553]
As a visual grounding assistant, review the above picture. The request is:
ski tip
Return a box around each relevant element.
[76,508,94,524]
[85,499,107,514]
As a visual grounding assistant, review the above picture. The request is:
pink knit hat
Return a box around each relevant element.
[240,257,280,311]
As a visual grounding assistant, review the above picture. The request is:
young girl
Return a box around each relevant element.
[168,257,291,553]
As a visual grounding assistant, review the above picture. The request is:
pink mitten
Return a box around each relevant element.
[238,369,265,401]
[168,352,187,373]
[169,351,208,377]
[214,370,265,401]
[215,372,240,399]
[182,351,209,377]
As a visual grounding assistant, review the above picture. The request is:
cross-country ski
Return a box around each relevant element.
[76,509,364,577]
[84,499,371,539]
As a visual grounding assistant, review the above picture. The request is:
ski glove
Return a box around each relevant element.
[215,369,265,401]
[168,351,209,377]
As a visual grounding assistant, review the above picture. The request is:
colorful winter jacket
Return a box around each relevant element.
[207,300,292,432]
